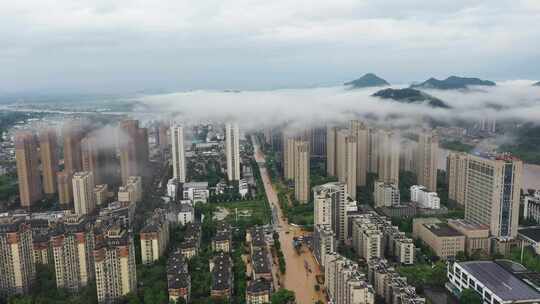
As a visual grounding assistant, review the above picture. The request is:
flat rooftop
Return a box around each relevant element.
[424,223,463,237]
[447,218,489,231]
[459,261,540,302]
[519,227,540,242]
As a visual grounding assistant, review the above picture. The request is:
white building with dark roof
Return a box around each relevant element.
[447,260,540,304]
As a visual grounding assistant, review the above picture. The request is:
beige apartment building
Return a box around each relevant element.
[118,176,143,205]
[50,215,95,292]
[57,171,73,205]
[39,128,59,195]
[225,123,240,181]
[447,152,468,206]
[416,131,438,192]
[337,130,357,200]
[294,141,310,203]
[349,120,369,186]
[119,119,148,184]
[351,219,382,263]
[400,142,416,172]
[0,217,36,299]
[413,218,465,260]
[81,134,116,186]
[73,171,96,215]
[63,121,83,176]
[171,124,187,183]
[377,130,399,186]
[326,126,338,176]
[367,259,424,304]
[283,135,297,180]
[447,219,490,256]
[140,210,170,265]
[94,224,137,304]
[325,253,375,304]
[313,182,348,242]
[464,154,522,239]
[15,131,42,207]
[368,129,379,174]
[94,184,109,206]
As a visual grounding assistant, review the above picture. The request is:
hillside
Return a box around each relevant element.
[372,88,451,109]
[411,76,496,90]
[344,73,390,88]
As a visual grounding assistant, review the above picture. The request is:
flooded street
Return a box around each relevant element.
[254,142,326,304]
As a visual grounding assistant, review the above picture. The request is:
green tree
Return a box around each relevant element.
[8,296,33,304]
[456,251,467,261]
[460,289,482,304]
[271,289,296,304]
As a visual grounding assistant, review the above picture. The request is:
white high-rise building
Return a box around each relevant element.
[225,123,240,181]
[73,171,96,215]
[410,185,440,209]
[171,125,186,183]
[313,182,348,242]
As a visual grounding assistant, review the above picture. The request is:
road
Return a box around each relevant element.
[253,139,326,304]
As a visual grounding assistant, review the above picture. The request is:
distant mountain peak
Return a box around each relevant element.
[344,73,390,88]
[533,81,540,86]
[372,88,451,109]
[411,76,496,90]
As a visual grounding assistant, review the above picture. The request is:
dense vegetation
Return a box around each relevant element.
[273,232,286,274]
[270,289,296,304]
[7,265,97,304]
[397,261,447,292]
[501,123,540,164]
[410,76,495,90]
[372,88,451,109]
[0,175,18,202]
[460,289,482,304]
[440,140,474,152]
[509,247,540,273]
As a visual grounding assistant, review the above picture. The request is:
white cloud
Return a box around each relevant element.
[136,81,540,131]
[0,0,538,92]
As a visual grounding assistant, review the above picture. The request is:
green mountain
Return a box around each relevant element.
[372,88,451,109]
[411,76,496,90]
[344,73,390,88]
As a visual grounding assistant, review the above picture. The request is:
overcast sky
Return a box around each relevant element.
[1,0,539,93]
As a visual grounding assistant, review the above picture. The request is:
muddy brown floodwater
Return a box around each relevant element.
[254,142,326,304]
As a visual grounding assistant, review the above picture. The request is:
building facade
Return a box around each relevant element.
[0,217,36,299]
[15,131,42,207]
[73,171,96,215]
[416,131,438,192]
[464,154,522,239]
[377,130,400,186]
[349,120,369,187]
[225,123,241,182]
[447,152,468,206]
[294,141,310,203]
[171,125,187,183]
[93,224,137,304]
[39,128,59,195]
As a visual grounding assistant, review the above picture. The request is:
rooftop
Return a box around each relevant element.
[247,279,272,294]
[424,223,463,237]
[459,261,540,302]
[519,227,540,242]
[447,218,489,231]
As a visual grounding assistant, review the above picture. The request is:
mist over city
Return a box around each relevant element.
[1,1,540,304]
